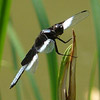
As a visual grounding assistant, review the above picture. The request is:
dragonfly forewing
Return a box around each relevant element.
[10,53,38,89]
[25,54,38,72]
[62,10,89,30]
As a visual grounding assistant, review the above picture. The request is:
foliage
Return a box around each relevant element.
[0,0,12,66]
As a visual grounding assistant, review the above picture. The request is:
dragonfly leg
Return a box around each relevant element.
[56,37,72,44]
[54,40,64,55]
[54,40,77,58]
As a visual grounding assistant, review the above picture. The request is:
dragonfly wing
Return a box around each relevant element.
[62,10,89,30]
[10,47,38,89]
[43,39,55,53]
[25,54,38,72]
[10,54,38,89]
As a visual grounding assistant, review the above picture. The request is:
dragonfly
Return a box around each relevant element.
[10,10,89,89]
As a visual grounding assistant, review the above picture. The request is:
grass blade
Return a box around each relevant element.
[9,40,21,100]
[91,0,100,90]
[8,22,42,100]
[32,0,49,29]
[88,52,97,100]
[8,22,25,59]
[58,31,77,100]
[58,44,72,100]
[0,92,1,100]
[0,0,3,17]
[68,30,77,100]
[31,0,58,100]
[0,0,12,66]
[27,72,43,100]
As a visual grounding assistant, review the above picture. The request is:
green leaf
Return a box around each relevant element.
[88,52,97,100]
[58,44,72,100]
[8,22,25,59]
[58,44,72,86]
[27,72,43,100]
[31,0,58,100]
[9,40,21,100]
[58,31,77,100]
[0,0,12,66]
[0,92,1,100]
[0,0,3,17]
[91,0,100,90]
[68,31,77,100]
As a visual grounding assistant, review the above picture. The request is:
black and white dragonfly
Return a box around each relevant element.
[10,10,89,89]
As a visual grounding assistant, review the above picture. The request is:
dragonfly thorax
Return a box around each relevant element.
[40,29,51,34]
[34,34,54,53]
[40,24,64,38]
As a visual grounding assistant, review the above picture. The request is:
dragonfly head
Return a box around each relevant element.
[53,24,64,36]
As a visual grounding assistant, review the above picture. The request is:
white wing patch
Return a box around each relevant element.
[62,16,74,30]
[43,39,54,53]
[25,54,38,71]
[37,39,52,53]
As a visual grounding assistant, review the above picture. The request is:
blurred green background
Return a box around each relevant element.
[0,0,99,100]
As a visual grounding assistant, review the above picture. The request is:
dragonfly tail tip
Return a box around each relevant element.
[9,83,15,89]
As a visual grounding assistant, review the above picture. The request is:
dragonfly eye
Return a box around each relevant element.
[55,24,60,29]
